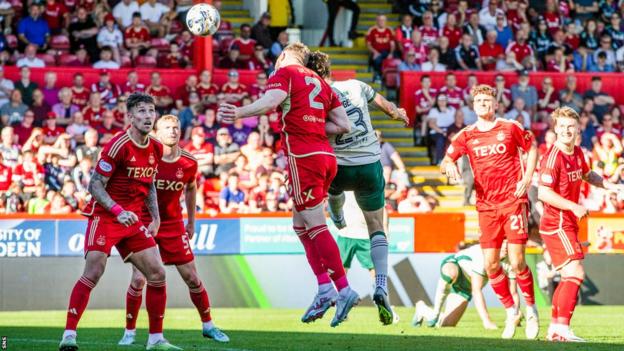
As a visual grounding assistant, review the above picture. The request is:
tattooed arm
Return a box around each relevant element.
[145,182,160,236]
[89,172,139,226]
[584,170,624,191]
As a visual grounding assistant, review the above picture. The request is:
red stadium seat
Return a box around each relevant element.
[51,35,70,51]
[382,58,402,89]
[58,53,77,66]
[135,55,157,68]
[150,38,170,51]
[37,54,57,66]
[6,35,17,50]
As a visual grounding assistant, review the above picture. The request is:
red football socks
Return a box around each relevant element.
[516,266,536,306]
[488,267,515,308]
[65,276,95,330]
[556,277,583,325]
[189,283,212,322]
[295,226,331,285]
[307,225,348,291]
[146,280,167,333]
[125,284,144,330]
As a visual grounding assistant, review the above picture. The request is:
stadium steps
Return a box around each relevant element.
[220,0,253,28]
[422,184,480,240]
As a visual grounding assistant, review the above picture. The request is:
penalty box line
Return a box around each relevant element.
[11,338,254,351]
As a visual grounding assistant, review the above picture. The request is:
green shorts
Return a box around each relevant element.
[337,236,374,270]
[440,255,472,301]
[328,160,385,211]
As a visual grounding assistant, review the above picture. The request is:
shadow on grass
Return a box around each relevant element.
[4,326,620,351]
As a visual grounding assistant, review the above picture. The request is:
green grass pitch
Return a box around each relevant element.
[1,306,623,350]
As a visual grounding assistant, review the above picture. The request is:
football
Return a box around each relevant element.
[185,3,221,36]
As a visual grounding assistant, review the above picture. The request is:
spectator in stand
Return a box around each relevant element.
[229,117,252,146]
[219,46,246,69]
[146,71,173,114]
[124,12,151,60]
[324,0,361,46]
[462,74,478,103]
[495,50,523,71]
[123,70,146,94]
[455,33,482,70]
[0,152,11,192]
[31,89,51,123]
[13,111,34,145]
[396,14,414,54]
[97,14,124,64]
[441,13,463,50]
[583,76,615,122]
[573,0,599,22]
[248,44,272,71]
[421,47,446,71]
[530,19,552,63]
[580,18,600,51]
[231,24,257,63]
[49,191,73,214]
[96,110,121,145]
[438,72,463,110]
[163,42,188,68]
[494,13,513,49]
[221,69,248,107]
[404,30,427,63]
[1,90,28,127]
[219,172,246,213]
[546,46,575,72]
[0,126,18,166]
[559,75,583,113]
[201,109,221,144]
[92,70,122,108]
[41,113,64,145]
[26,185,49,214]
[113,0,140,30]
[197,70,219,110]
[41,72,59,108]
[70,73,89,109]
[251,12,273,49]
[479,30,504,71]
[494,74,511,110]
[66,46,91,68]
[17,3,50,50]
[175,74,197,110]
[594,35,617,67]
[537,77,560,120]
[593,133,623,176]
[427,93,456,165]
[366,14,395,82]
[65,112,89,145]
[397,188,432,213]
[419,11,439,47]
[478,0,504,31]
[617,44,624,71]
[178,92,201,138]
[69,7,99,63]
[140,0,173,37]
[249,71,268,101]
[606,13,624,49]
[93,46,120,69]
[597,113,622,138]
[44,0,69,35]
[16,44,45,68]
[82,91,106,126]
[438,36,458,69]
[270,31,288,61]
[184,126,215,178]
[460,95,478,125]
[506,29,533,66]
[590,51,616,72]
[377,129,408,186]
[111,97,127,129]
[463,12,486,46]
[505,97,531,129]
[240,131,269,171]
[511,70,538,116]
[573,43,595,72]
[214,127,240,175]
[0,67,14,108]
[75,128,100,162]
[44,154,64,191]
[398,48,421,74]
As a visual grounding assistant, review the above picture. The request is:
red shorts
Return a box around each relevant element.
[540,226,584,270]
[154,222,194,266]
[85,214,156,261]
[286,154,337,212]
[478,202,529,248]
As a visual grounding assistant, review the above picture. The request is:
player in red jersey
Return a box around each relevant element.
[59,93,181,351]
[218,42,359,327]
[118,115,229,346]
[538,107,624,342]
[441,84,540,340]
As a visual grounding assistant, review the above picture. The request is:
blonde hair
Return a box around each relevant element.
[156,114,180,130]
[470,84,497,98]
[551,106,580,125]
[283,42,311,65]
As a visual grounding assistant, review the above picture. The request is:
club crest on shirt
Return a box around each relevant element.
[176,168,184,179]
[149,154,155,165]
[96,235,106,246]
[496,131,505,141]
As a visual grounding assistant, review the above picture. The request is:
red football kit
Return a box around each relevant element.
[414,88,437,117]
[366,27,394,52]
[506,41,534,65]
[230,38,257,59]
[141,150,198,265]
[45,2,68,31]
[83,105,106,127]
[71,87,90,109]
[539,145,589,269]
[447,119,534,248]
[266,64,341,211]
[125,26,150,46]
[81,132,162,259]
[438,86,464,110]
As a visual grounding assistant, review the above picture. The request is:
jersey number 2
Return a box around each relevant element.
[305,76,324,110]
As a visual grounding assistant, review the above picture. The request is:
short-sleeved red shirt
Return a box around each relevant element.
[446,119,534,211]
[45,2,68,31]
[13,161,44,188]
[71,87,90,109]
[266,64,341,157]
[125,26,150,45]
[366,27,394,52]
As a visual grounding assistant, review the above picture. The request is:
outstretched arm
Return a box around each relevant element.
[325,105,351,135]
[218,89,287,122]
[371,93,409,126]
[89,172,139,227]
[584,170,624,192]
[184,179,197,239]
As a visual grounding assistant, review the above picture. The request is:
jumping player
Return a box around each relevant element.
[412,242,518,329]
[538,107,624,342]
[217,42,359,327]
[59,93,181,351]
[305,50,409,325]
[117,115,229,346]
[440,84,540,339]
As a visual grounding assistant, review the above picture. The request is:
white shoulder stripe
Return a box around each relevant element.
[108,134,130,159]
[546,148,559,170]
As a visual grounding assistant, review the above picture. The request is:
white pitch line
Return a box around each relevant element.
[10,338,253,351]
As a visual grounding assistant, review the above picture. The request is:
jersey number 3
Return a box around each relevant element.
[305,76,323,110]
